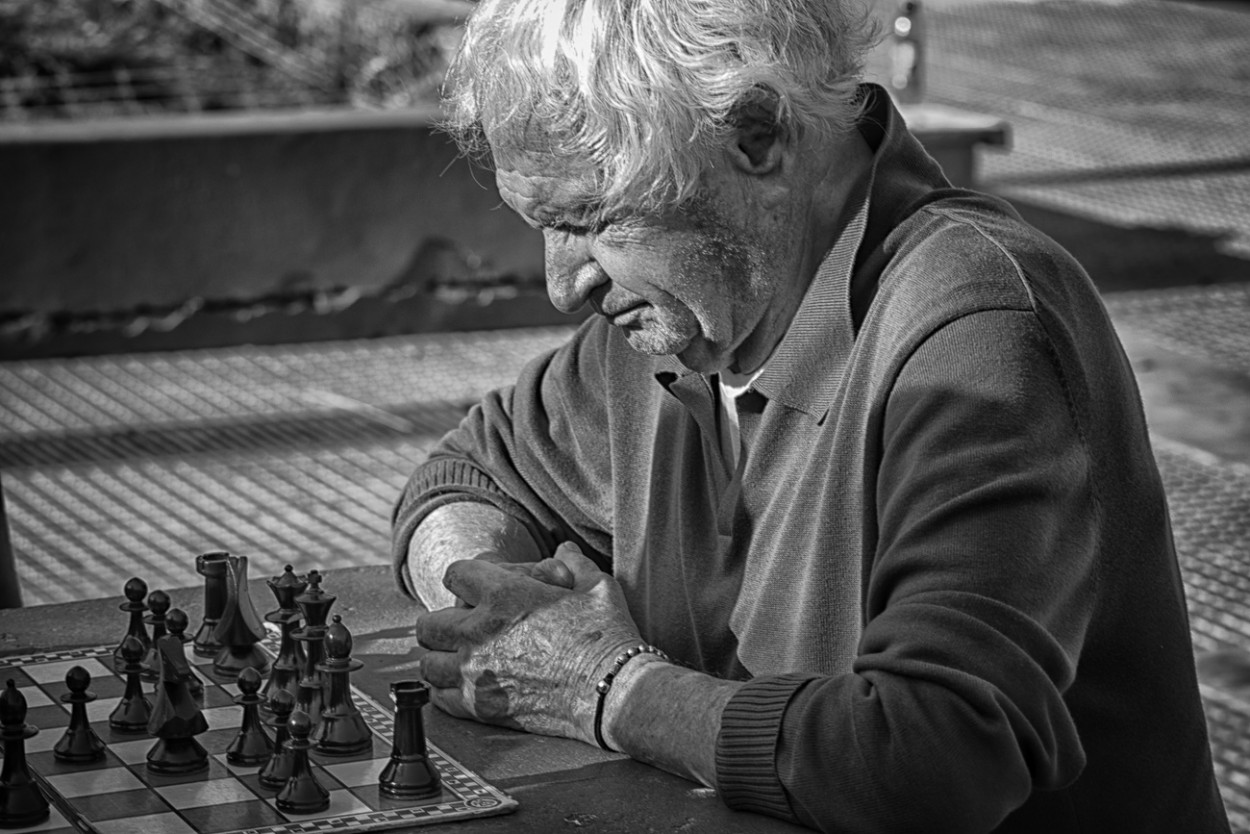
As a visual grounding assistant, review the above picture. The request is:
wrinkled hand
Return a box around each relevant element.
[415,543,642,745]
[448,554,576,608]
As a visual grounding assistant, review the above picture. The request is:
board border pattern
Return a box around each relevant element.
[0,640,518,834]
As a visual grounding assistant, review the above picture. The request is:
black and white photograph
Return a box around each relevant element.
[0,0,1247,830]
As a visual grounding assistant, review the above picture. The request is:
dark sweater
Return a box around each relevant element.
[392,86,1229,832]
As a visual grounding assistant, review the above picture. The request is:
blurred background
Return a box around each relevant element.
[0,0,1248,823]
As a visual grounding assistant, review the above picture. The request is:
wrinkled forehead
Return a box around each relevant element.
[488,123,605,224]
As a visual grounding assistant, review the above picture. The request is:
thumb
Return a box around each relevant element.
[530,557,575,589]
[553,542,608,592]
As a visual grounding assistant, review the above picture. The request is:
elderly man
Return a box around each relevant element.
[391,0,1230,830]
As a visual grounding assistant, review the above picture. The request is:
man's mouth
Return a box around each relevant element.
[608,304,646,327]
[599,301,647,326]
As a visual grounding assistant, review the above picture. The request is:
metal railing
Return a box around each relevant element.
[0,0,468,122]
[150,0,339,91]
[0,60,336,121]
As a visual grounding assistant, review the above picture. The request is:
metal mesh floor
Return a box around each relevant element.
[926,0,1250,258]
[0,327,574,605]
[1104,283,1250,378]
[1202,683,1250,827]
[1151,437,1250,656]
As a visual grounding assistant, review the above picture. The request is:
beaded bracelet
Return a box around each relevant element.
[592,644,670,751]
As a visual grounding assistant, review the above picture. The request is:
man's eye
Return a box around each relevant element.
[550,220,606,236]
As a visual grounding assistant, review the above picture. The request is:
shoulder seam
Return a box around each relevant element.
[922,204,1040,311]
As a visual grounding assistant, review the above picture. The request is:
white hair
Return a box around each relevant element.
[442,0,880,218]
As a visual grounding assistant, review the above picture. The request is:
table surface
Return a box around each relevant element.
[0,564,806,834]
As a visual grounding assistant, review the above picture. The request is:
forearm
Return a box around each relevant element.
[405,501,544,609]
[601,655,742,787]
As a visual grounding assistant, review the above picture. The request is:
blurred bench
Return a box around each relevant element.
[900,102,1010,189]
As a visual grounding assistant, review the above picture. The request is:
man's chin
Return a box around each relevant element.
[622,331,729,375]
[620,325,695,360]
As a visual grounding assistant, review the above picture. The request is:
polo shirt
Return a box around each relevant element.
[392,85,1229,832]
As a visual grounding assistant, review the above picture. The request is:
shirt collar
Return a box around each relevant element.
[656,83,952,420]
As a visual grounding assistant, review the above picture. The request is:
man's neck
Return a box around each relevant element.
[728,128,875,377]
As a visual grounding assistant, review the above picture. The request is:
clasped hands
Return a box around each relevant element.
[415,543,644,746]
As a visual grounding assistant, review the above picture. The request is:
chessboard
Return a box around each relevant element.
[0,640,517,834]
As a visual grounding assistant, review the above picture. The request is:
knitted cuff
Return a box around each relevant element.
[715,673,814,820]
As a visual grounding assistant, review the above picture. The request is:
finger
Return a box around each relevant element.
[495,559,571,588]
[445,557,563,609]
[428,685,477,721]
[419,649,462,690]
[442,558,523,608]
[414,606,475,651]
[553,543,609,592]
[530,557,575,589]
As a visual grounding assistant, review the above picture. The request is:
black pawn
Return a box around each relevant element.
[113,577,151,673]
[166,609,204,703]
[193,552,230,658]
[109,635,153,732]
[226,667,273,766]
[275,711,330,814]
[54,666,106,763]
[259,690,297,791]
[379,680,440,799]
[1,679,50,829]
[314,615,371,756]
[141,589,171,681]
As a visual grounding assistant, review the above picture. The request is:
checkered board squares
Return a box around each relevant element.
[0,645,517,834]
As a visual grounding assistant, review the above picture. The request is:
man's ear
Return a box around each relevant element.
[726,92,786,175]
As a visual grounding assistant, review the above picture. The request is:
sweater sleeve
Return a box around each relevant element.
[717,309,1097,832]
[390,319,618,594]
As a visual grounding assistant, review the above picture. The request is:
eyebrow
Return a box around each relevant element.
[527,201,607,231]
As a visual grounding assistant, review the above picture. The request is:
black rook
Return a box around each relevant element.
[379,680,440,799]
[193,552,229,657]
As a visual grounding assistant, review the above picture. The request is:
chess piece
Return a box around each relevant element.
[112,577,151,673]
[211,554,269,679]
[275,711,330,814]
[54,666,106,763]
[193,551,230,657]
[293,570,335,727]
[1,679,50,829]
[314,615,371,756]
[165,609,204,703]
[147,629,210,774]
[226,667,273,766]
[109,635,153,732]
[141,589,171,681]
[379,680,440,799]
[261,565,308,711]
[258,690,297,791]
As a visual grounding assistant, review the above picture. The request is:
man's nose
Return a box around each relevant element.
[544,231,607,314]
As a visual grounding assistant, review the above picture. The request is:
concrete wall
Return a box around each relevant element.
[0,108,543,316]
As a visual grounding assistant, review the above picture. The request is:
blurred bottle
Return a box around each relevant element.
[889,0,925,104]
